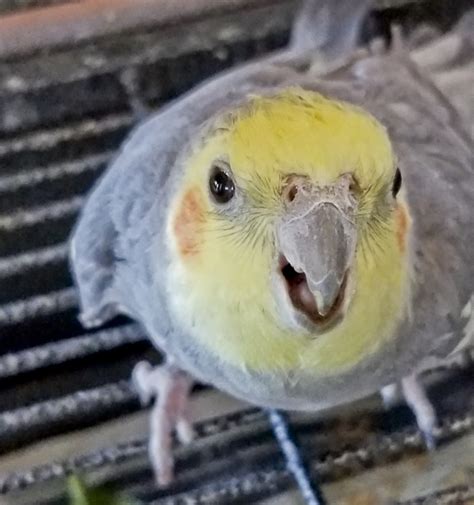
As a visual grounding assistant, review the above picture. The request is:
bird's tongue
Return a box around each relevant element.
[280,259,322,318]
[294,279,318,315]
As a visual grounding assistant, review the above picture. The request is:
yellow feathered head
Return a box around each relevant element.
[166,89,411,374]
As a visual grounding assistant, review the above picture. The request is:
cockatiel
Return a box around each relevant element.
[70,0,474,487]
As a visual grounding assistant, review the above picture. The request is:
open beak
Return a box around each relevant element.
[276,175,357,332]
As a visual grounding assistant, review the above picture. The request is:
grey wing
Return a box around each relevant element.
[410,9,474,132]
[69,113,184,329]
[69,160,122,328]
[408,10,474,363]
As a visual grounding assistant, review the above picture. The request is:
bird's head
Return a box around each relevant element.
[166,89,411,374]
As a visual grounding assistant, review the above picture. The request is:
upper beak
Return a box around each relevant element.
[277,176,357,327]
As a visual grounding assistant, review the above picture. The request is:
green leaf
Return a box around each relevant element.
[67,475,138,505]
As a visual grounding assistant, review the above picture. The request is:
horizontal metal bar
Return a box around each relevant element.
[0,195,84,232]
[0,323,144,379]
[156,484,474,505]
[0,243,68,278]
[0,406,471,496]
[0,0,290,59]
[0,0,427,60]
[0,0,76,16]
[0,151,111,194]
[396,486,474,505]
[0,287,77,327]
[0,380,136,441]
[0,438,148,495]
[0,4,292,101]
[0,379,263,454]
[154,466,289,505]
[0,114,131,158]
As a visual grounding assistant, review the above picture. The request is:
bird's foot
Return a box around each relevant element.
[132,361,195,486]
[380,375,438,450]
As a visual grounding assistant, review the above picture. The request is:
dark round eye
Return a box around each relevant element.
[392,168,402,197]
[209,165,235,204]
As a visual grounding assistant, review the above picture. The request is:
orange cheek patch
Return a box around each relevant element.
[173,187,206,258]
[395,203,410,253]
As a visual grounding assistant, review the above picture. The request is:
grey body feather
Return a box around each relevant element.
[70,0,473,409]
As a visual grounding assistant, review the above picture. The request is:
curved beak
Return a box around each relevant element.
[277,176,357,327]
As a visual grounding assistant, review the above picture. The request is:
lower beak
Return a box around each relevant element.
[277,189,357,328]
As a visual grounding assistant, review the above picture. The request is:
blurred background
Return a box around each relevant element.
[0,1,472,504]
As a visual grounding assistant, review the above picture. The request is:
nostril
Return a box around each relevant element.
[285,184,298,203]
[282,176,308,203]
[341,173,359,194]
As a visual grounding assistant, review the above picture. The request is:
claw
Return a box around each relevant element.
[390,24,405,53]
[176,417,195,445]
[422,429,437,451]
[401,374,438,451]
[369,36,387,56]
[380,383,400,409]
[132,360,154,406]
